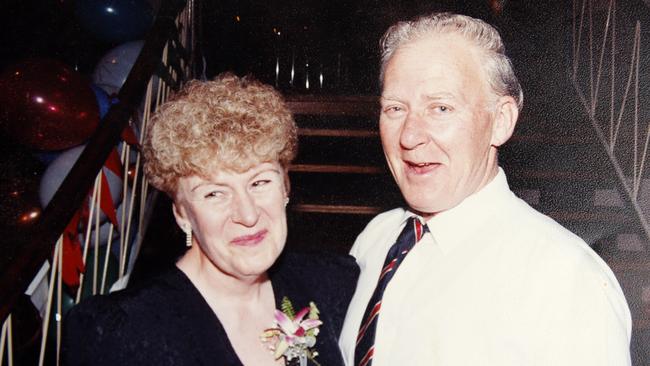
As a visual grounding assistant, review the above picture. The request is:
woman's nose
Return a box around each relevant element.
[400,112,428,150]
[231,191,260,227]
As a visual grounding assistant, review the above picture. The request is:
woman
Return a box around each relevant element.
[62,74,358,365]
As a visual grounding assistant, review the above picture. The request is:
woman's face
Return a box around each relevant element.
[173,161,288,280]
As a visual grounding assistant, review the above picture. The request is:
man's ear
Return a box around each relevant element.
[283,167,291,197]
[491,95,519,147]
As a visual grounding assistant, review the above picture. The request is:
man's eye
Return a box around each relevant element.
[383,105,405,116]
[204,191,224,199]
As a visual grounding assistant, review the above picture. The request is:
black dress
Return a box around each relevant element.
[61,252,359,366]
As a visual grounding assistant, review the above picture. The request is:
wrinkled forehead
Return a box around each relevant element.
[174,160,285,196]
[382,34,492,99]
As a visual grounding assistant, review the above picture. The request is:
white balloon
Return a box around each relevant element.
[81,189,134,250]
[39,144,124,224]
[92,40,145,96]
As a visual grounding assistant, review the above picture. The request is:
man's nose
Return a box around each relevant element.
[231,190,260,227]
[399,112,428,150]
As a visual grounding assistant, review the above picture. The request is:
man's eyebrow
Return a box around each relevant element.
[380,95,401,103]
[380,92,456,101]
[423,92,455,100]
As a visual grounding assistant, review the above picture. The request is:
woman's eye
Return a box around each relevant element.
[433,105,451,113]
[252,179,271,188]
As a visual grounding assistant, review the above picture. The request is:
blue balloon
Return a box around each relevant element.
[91,84,114,119]
[75,0,154,43]
[32,150,62,165]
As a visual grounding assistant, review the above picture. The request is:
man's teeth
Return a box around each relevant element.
[410,162,433,167]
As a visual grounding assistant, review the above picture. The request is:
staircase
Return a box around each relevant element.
[3,0,650,364]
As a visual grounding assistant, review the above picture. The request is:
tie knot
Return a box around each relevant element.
[410,216,428,243]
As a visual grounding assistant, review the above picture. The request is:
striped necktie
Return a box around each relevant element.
[354,216,428,366]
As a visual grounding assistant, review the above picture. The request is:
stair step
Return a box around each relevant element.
[286,95,378,116]
[295,114,378,131]
[294,136,384,166]
[286,211,372,253]
[290,204,382,215]
[298,128,378,138]
[288,171,401,208]
[290,164,383,174]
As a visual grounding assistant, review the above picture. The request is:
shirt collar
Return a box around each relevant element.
[404,167,513,255]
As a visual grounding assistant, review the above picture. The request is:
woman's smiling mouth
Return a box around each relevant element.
[231,229,268,246]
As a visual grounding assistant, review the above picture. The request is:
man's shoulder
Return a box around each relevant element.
[365,207,407,229]
[499,193,619,279]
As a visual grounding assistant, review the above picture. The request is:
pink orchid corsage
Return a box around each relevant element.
[261,297,322,366]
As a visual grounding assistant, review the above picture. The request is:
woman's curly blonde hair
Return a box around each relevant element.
[143,73,298,196]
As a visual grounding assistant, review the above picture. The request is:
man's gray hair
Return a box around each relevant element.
[379,12,524,111]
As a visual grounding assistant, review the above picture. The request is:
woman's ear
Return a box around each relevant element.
[491,96,519,148]
[172,201,191,231]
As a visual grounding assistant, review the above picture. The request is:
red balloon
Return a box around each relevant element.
[0,147,43,232]
[0,59,100,151]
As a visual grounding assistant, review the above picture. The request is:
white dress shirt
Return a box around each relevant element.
[339,168,631,366]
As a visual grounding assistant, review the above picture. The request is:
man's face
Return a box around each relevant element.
[380,33,503,218]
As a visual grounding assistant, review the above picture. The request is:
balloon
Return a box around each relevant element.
[80,191,131,247]
[0,59,100,151]
[76,186,139,276]
[45,290,76,356]
[78,246,121,299]
[117,139,140,163]
[92,40,144,96]
[47,246,120,342]
[91,84,118,119]
[39,145,123,224]
[0,147,43,232]
[75,0,154,43]
[126,162,138,185]
[32,150,62,166]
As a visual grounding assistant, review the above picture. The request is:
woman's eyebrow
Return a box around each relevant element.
[190,181,225,192]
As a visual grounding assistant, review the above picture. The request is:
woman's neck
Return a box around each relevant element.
[176,248,281,365]
[176,247,271,305]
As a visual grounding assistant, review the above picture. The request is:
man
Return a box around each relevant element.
[339,12,631,366]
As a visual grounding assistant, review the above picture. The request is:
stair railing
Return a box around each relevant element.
[0,1,196,364]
